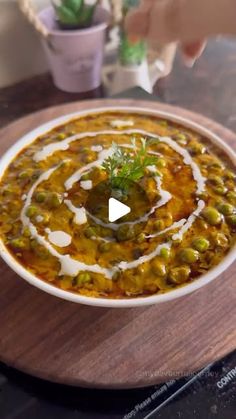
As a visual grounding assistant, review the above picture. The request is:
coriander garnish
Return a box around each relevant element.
[102,138,158,191]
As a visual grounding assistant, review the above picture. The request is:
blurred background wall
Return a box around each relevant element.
[0,0,49,88]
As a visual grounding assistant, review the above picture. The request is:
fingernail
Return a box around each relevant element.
[128,34,141,44]
[184,57,196,68]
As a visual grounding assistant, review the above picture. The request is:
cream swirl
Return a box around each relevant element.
[22,128,207,279]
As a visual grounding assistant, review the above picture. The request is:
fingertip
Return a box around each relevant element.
[124,12,136,35]
[127,35,142,45]
[124,10,148,39]
[183,56,196,68]
[182,40,206,59]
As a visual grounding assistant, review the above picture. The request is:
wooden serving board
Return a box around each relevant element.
[0,99,235,389]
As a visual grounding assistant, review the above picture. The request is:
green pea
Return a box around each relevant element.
[68,130,76,136]
[116,225,135,242]
[137,233,146,243]
[80,173,90,181]
[47,192,62,209]
[35,191,47,203]
[22,227,31,238]
[57,133,66,140]
[10,237,29,249]
[217,202,234,215]
[37,248,49,260]
[202,207,222,225]
[169,265,191,284]
[225,170,235,180]
[84,227,96,238]
[156,158,166,168]
[85,155,94,163]
[213,185,228,195]
[174,133,187,144]
[159,120,168,127]
[41,212,50,224]
[189,143,206,155]
[208,175,224,186]
[160,247,171,260]
[226,191,236,204]
[197,144,206,154]
[26,205,38,218]
[179,248,199,264]
[192,237,210,253]
[60,160,71,168]
[209,161,224,170]
[154,219,165,231]
[30,240,48,259]
[18,171,29,179]
[226,215,236,227]
[77,272,91,286]
[152,260,166,276]
[30,239,38,250]
[137,263,150,276]
[99,242,111,253]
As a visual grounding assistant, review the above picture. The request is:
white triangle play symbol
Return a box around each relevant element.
[108,198,131,222]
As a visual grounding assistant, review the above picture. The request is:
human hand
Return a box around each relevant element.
[125,0,236,66]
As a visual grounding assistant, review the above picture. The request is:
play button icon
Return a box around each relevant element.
[108,198,131,222]
[84,178,152,241]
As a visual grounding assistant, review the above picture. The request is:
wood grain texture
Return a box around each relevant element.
[0,99,235,389]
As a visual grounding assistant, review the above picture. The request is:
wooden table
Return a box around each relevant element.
[1,38,236,131]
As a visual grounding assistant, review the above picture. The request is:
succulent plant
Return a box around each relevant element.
[52,0,99,28]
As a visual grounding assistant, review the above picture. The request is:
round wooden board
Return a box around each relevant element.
[0,99,236,389]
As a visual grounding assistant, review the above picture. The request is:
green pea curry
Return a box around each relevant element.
[0,111,236,299]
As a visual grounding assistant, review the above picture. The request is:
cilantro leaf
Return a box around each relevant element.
[102,138,158,191]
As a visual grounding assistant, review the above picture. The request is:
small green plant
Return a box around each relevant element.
[53,0,99,28]
[119,0,147,66]
[119,33,147,66]
[102,138,158,191]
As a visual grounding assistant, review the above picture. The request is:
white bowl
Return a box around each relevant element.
[0,106,236,308]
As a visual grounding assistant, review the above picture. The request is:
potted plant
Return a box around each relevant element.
[103,0,176,94]
[20,0,110,92]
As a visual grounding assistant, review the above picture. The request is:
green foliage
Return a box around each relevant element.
[53,0,98,28]
[102,138,158,191]
[119,33,147,66]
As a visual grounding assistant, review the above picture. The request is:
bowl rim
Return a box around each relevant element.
[0,105,236,308]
